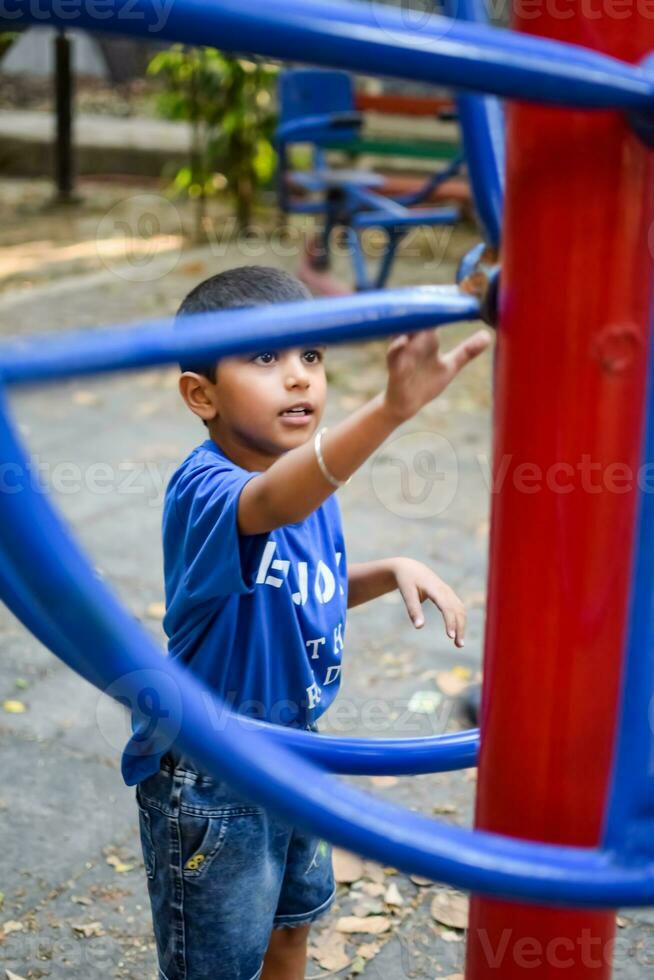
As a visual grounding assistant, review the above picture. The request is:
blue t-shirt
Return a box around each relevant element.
[121,438,348,786]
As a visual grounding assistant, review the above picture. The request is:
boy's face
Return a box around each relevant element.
[179,345,328,463]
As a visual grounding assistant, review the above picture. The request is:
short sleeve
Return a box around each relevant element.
[174,460,271,601]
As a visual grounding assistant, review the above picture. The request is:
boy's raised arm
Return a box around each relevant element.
[237,327,491,536]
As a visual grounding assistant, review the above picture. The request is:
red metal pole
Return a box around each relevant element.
[465,10,654,980]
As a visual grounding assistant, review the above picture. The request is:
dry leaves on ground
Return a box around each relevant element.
[430,890,469,931]
[71,921,105,938]
[336,915,392,936]
[332,848,364,884]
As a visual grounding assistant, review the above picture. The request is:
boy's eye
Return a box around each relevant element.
[250,349,324,365]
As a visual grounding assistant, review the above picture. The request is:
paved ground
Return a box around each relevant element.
[0,179,651,979]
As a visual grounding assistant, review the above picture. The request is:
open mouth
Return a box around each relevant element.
[279,407,313,417]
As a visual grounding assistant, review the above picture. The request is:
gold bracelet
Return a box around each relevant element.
[314,427,352,488]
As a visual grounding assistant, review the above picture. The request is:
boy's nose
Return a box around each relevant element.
[284,361,311,388]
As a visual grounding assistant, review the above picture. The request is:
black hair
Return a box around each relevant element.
[175,265,312,384]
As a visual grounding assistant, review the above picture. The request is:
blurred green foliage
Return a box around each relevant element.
[147,45,278,237]
[0,32,18,59]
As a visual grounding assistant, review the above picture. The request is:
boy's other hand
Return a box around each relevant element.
[392,557,466,648]
[383,326,492,424]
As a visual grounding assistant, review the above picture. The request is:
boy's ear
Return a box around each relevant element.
[178,372,218,423]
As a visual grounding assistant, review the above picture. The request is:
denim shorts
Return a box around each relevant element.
[135,724,336,980]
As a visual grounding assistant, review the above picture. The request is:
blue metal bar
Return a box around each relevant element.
[0,287,479,386]
[444,0,505,248]
[1,389,654,905]
[7,0,654,111]
[344,226,371,292]
[393,156,464,209]
[375,231,402,291]
[603,305,654,860]
[353,206,460,230]
[229,718,480,774]
[275,110,362,145]
[348,186,409,219]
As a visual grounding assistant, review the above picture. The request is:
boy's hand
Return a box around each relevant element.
[393,557,466,648]
[383,327,492,424]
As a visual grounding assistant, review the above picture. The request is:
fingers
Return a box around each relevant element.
[386,333,409,358]
[400,585,425,629]
[432,589,466,647]
[442,328,492,376]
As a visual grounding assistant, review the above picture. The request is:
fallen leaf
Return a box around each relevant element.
[353,898,384,917]
[71,895,93,906]
[384,883,404,907]
[6,970,28,980]
[433,802,458,816]
[410,874,432,886]
[336,915,391,935]
[443,974,464,979]
[361,862,385,885]
[2,700,26,714]
[357,941,381,959]
[2,921,24,936]
[436,668,471,698]
[333,848,364,884]
[105,855,134,873]
[407,690,443,714]
[14,679,28,690]
[71,921,105,938]
[361,882,385,898]
[369,776,398,788]
[439,928,463,943]
[307,928,350,971]
[431,891,469,931]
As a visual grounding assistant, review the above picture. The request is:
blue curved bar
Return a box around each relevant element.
[0,287,479,386]
[0,540,481,774]
[1,390,653,905]
[603,310,654,858]
[444,0,505,248]
[231,719,479,774]
[8,0,654,110]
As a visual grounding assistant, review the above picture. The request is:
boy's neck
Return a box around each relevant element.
[206,421,282,473]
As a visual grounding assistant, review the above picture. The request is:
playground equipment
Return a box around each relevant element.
[276,67,464,292]
[3,2,654,978]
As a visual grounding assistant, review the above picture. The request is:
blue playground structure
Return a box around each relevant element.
[275,67,464,292]
[3,1,654,977]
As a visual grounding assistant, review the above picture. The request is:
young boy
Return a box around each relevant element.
[122,265,491,980]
